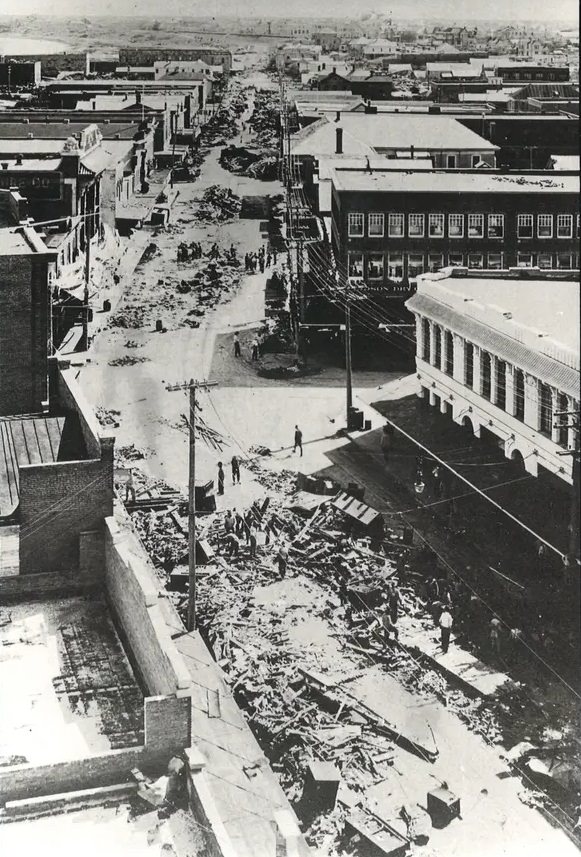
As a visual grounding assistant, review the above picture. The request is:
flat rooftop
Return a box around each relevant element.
[0,226,51,257]
[291,113,498,156]
[331,168,579,194]
[0,121,142,140]
[0,595,144,766]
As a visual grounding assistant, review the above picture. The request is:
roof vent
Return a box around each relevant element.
[1,163,7,170]
[503,311,512,319]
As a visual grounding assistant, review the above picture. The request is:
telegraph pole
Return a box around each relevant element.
[345,302,353,425]
[166,379,218,631]
[555,409,580,564]
[82,211,90,350]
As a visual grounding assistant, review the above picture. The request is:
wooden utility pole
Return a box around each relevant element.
[345,302,353,425]
[555,409,580,563]
[166,379,218,631]
[82,211,91,350]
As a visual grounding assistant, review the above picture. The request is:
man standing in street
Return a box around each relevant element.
[277,544,289,578]
[439,608,453,654]
[231,455,241,485]
[233,332,241,358]
[249,526,257,558]
[217,462,225,496]
[125,469,136,504]
[251,338,259,361]
[294,425,303,457]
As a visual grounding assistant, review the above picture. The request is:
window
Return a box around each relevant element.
[388,252,404,281]
[556,253,573,270]
[445,331,454,376]
[367,253,384,279]
[472,155,480,167]
[468,214,484,238]
[487,252,504,269]
[408,253,424,277]
[538,253,553,269]
[517,253,533,268]
[448,252,464,267]
[388,213,404,237]
[448,214,464,238]
[348,253,363,277]
[348,212,364,237]
[539,383,552,436]
[465,342,474,388]
[514,369,525,421]
[468,253,484,269]
[556,392,569,447]
[496,360,506,410]
[488,214,504,238]
[447,154,457,168]
[537,214,553,238]
[422,318,431,362]
[577,213,580,238]
[434,325,442,369]
[517,214,533,238]
[429,213,445,238]
[481,352,492,401]
[368,213,384,237]
[408,213,425,237]
[428,253,444,272]
[557,214,573,238]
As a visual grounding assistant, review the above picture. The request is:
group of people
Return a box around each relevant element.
[244,245,276,274]
[233,331,261,361]
[217,456,241,495]
[177,241,203,262]
[222,507,272,560]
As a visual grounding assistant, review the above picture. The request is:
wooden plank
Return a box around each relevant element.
[34,419,56,463]
[20,419,43,465]
[45,417,65,461]
[9,421,30,467]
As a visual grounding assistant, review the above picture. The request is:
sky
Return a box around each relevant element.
[0,0,578,23]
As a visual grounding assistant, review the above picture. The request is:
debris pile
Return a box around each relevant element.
[108,355,150,367]
[249,88,280,147]
[219,144,279,181]
[195,185,242,222]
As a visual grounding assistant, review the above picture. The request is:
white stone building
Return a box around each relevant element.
[407,269,580,484]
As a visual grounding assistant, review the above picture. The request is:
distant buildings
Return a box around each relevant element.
[407,268,579,485]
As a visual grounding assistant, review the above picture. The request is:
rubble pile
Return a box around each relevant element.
[249,89,280,147]
[219,144,279,181]
[195,185,242,222]
[201,89,247,147]
[108,355,150,367]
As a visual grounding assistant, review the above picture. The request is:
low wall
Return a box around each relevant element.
[104,512,192,697]
[0,569,99,602]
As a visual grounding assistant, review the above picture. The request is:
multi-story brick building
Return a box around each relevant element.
[330,167,580,287]
[0,223,56,418]
[406,268,579,485]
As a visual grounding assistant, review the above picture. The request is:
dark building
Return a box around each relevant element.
[495,64,570,84]
[0,225,56,417]
[314,71,351,91]
[0,60,41,88]
[349,73,395,101]
[330,167,579,287]
[118,46,232,74]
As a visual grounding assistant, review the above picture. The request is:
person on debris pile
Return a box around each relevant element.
[273,249,278,264]
[235,510,244,536]
[277,544,289,577]
[386,580,400,625]
[381,604,399,644]
[439,607,453,654]
[231,455,241,485]
[490,616,502,657]
[217,462,225,496]
[266,251,272,268]
[259,255,265,274]
[233,332,241,358]
[224,509,235,537]
[251,338,259,361]
[293,425,303,457]
[244,509,254,540]
[249,526,258,558]
[227,532,240,557]
[125,469,136,504]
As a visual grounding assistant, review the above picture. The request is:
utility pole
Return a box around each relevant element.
[344,278,353,427]
[82,211,91,351]
[166,379,218,631]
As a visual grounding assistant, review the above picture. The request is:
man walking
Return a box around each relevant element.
[231,455,241,485]
[251,338,259,361]
[233,332,241,358]
[439,608,453,654]
[125,469,136,503]
[293,425,303,457]
[217,462,225,496]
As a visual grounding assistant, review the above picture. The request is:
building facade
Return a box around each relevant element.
[330,167,579,287]
[406,269,580,485]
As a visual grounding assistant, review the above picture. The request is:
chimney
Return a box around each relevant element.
[335,126,343,154]
[1,163,8,170]
[135,90,142,104]
[335,110,341,121]
[410,144,415,159]
[16,154,23,165]
[333,66,336,73]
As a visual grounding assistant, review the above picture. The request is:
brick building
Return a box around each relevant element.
[0,60,41,88]
[0,224,56,417]
[407,269,579,485]
[330,167,580,287]
[118,46,232,75]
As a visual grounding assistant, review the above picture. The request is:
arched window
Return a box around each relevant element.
[445,332,454,376]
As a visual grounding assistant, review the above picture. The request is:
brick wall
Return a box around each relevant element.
[144,695,191,752]
[1,52,86,77]
[0,254,50,416]
[104,513,192,697]
[19,457,113,574]
[0,570,99,602]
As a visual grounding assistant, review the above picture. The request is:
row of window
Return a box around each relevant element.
[421,321,575,445]
[347,212,578,240]
[347,250,578,280]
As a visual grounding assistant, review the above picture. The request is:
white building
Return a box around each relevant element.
[407,269,580,484]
